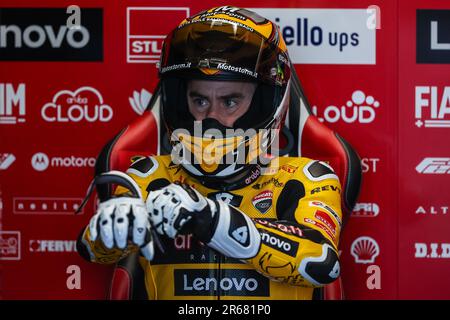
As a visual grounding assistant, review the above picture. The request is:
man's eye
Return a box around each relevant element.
[224,99,237,108]
[194,98,208,107]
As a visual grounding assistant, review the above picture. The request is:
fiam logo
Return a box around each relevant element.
[312,90,380,124]
[129,88,152,115]
[415,86,450,128]
[41,87,113,123]
[416,158,450,174]
[127,7,190,63]
[0,231,21,260]
[351,236,380,264]
[29,240,77,253]
[251,8,376,64]
[0,8,103,61]
[0,83,26,124]
[31,152,95,171]
[0,153,16,170]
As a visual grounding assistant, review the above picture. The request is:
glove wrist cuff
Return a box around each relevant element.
[206,202,261,259]
[192,200,219,243]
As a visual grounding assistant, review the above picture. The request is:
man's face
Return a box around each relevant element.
[187,80,257,127]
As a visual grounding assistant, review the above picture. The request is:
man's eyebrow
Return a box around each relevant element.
[188,91,208,98]
[219,93,244,99]
[188,91,245,99]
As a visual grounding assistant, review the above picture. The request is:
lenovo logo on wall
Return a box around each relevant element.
[312,90,380,124]
[29,240,77,253]
[0,83,26,125]
[41,86,113,123]
[127,7,190,63]
[417,10,450,64]
[251,8,376,64]
[0,8,103,61]
[416,158,450,174]
[415,243,450,259]
[0,231,21,260]
[13,197,82,214]
[415,86,450,128]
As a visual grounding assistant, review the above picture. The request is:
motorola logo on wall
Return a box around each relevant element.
[417,10,450,64]
[0,7,103,61]
[31,152,95,171]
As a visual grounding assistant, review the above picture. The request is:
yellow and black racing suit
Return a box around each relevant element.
[79,155,342,300]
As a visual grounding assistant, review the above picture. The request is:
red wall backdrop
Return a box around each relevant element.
[1,0,449,299]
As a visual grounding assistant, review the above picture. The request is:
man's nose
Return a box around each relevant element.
[205,103,220,119]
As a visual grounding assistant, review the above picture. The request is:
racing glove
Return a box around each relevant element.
[146,182,260,259]
[85,171,154,261]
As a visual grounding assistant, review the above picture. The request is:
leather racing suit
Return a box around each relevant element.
[78,155,342,300]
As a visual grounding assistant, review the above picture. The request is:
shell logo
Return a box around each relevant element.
[351,236,380,264]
